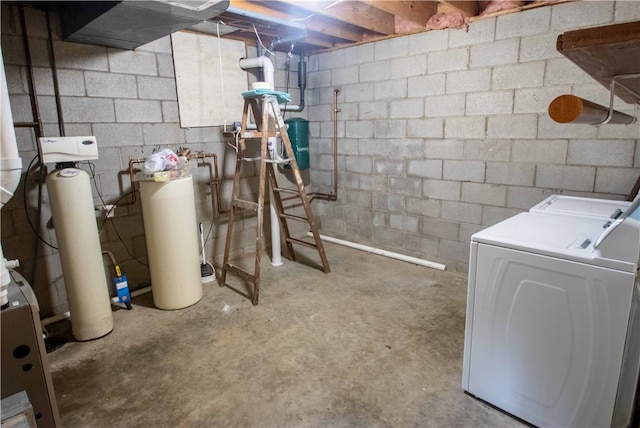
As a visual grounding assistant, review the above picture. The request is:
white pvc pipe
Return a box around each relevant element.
[308,232,447,271]
[239,56,274,91]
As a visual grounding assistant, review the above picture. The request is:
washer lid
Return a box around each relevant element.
[530,194,631,220]
[471,212,640,272]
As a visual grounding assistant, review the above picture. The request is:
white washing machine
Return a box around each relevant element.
[530,194,632,220]
[462,202,640,427]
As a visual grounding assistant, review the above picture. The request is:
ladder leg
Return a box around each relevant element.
[221,143,243,286]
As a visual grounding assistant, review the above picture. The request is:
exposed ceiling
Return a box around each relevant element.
[208,0,567,54]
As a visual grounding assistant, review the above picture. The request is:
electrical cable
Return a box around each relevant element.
[253,24,276,58]
[22,155,58,250]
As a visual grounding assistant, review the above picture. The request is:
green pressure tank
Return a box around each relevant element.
[284,117,309,170]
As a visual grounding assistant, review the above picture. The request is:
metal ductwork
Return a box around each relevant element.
[59,0,230,50]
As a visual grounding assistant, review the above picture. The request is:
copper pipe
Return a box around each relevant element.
[308,88,340,202]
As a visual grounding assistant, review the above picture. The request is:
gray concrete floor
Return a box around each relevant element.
[46,242,524,427]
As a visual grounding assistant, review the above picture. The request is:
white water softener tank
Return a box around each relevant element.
[47,168,113,341]
[139,176,202,310]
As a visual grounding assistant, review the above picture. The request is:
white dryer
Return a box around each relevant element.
[530,194,631,220]
[462,204,640,427]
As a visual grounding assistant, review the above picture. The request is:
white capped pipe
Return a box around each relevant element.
[308,232,447,271]
[239,56,274,90]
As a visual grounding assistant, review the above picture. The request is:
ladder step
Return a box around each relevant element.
[286,237,318,249]
[272,187,300,196]
[233,199,258,211]
[280,213,309,223]
[241,131,280,139]
[225,263,256,283]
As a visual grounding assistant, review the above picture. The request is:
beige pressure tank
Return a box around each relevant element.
[139,176,202,310]
[46,168,113,341]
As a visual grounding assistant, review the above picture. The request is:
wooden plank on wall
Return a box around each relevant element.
[172,31,247,128]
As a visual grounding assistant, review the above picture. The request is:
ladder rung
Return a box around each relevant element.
[241,131,280,139]
[225,263,256,283]
[233,199,258,211]
[272,187,300,196]
[264,158,291,164]
[286,237,318,249]
[280,213,309,223]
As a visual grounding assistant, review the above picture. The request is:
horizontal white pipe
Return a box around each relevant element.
[308,232,446,271]
[42,286,153,326]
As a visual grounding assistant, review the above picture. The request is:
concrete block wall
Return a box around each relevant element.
[306,0,640,272]
[1,4,303,316]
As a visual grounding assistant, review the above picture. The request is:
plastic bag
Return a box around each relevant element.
[144,149,180,172]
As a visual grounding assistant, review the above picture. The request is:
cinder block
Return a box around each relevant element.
[441,201,482,224]
[109,49,157,75]
[375,120,407,138]
[374,193,404,212]
[375,159,405,176]
[137,36,172,54]
[391,55,428,79]
[506,186,550,209]
[5,65,24,94]
[459,223,484,243]
[157,55,175,78]
[409,29,449,55]
[162,101,180,123]
[375,36,409,60]
[544,58,595,86]
[92,147,123,172]
[31,67,55,96]
[332,66,360,85]
[595,167,640,195]
[372,79,407,100]
[536,165,596,192]
[407,118,444,139]
[359,101,389,120]
[406,197,441,218]
[568,139,634,167]
[428,47,469,74]
[390,214,419,233]
[56,69,86,96]
[115,99,162,123]
[450,17,496,48]
[62,97,115,123]
[487,114,537,139]
[37,96,59,124]
[462,182,507,206]
[407,159,442,179]
[425,139,463,159]
[492,62,545,89]
[443,160,485,182]
[344,43,375,66]
[389,177,422,195]
[309,70,331,88]
[9,94,35,123]
[346,120,374,138]
[446,68,491,94]
[93,123,143,147]
[481,206,523,226]
[142,123,185,146]
[346,155,372,173]
[346,222,373,241]
[85,71,137,98]
[184,126,219,143]
[464,140,511,161]
[423,179,461,201]
[550,1,613,31]
[404,234,439,255]
[316,49,345,71]
[53,41,108,71]
[438,239,470,263]
[424,94,465,117]
[486,161,535,186]
[346,189,372,207]
[519,33,563,62]
[495,5,551,39]
[343,82,375,102]
[538,116,598,139]
[360,175,388,192]
[338,139,359,156]
[615,1,640,22]
[390,98,423,118]
[390,139,424,158]
[360,60,390,82]
[514,86,570,114]
[470,38,518,68]
[421,217,459,240]
[137,76,177,100]
[466,91,513,115]
[408,74,446,97]
[444,117,485,139]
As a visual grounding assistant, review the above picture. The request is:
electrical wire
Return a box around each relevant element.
[217,21,228,133]
[253,24,276,58]
[22,155,58,250]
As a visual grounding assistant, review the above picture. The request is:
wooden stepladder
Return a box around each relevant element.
[220,93,330,305]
